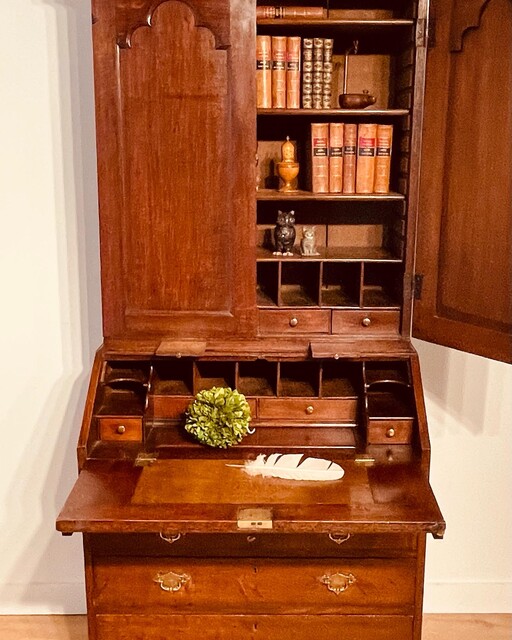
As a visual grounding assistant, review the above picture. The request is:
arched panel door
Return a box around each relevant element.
[92,0,256,344]
[413,0,512,363]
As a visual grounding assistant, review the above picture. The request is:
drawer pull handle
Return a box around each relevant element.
[386,428,396,438]
[154,570,190,593]
[306,405,314,415]
[321,571,356,595]
[116,425,126,435]
[361,317,371,327]
[247,535,257,543]
[289,317,299,327]
[159,532,182,545]
[328,533,351,546]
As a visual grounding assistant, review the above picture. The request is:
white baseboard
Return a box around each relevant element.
[0,581,511,615]
[424,581,512,613]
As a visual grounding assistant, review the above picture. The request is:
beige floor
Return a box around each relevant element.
[0,615,510,640]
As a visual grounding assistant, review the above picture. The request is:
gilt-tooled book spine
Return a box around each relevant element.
[256,6,326,19]
[342,124,357,194]
[322,38,333,109]
[302,38,313,109]
[374,124,393,193]
[356,123,377,194]
[312,38,324,110]
[311,123,329,193]
[271,36,287,108]
[329,123,344,193]
[286,37,301,109]
[256,35,272,109]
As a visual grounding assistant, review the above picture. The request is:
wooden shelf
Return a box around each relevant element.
[257,189,405,201]
[258,108,410,117]
[257,19,414,28]
[256,247,402,263]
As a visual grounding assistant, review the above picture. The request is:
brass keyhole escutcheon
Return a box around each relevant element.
[361,317,371,327]
[386,428,396,438]
[306,405,314,415]
[154,570,190,593]
[321,572,356,595]
[289,317,298,327]
[116,425,126,435]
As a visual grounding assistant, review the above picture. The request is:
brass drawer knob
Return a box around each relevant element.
[154,570,190,593]
[320,571,356,595]
[386,428,396,438]
[289,317,298,327]
[361,317,371,327]
[116,425,126,435]
[306,405,314,415]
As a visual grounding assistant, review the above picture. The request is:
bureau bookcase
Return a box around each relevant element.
[57,0,511,638]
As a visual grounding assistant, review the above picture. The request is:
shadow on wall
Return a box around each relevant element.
[413,338,509,438]
[0,0,101,614]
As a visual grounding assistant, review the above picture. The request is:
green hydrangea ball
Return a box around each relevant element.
[184,387,252,448]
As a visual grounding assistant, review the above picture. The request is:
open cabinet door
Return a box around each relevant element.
[413,0,512,363]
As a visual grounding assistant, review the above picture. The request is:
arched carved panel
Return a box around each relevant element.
[449,0,491,51]
[115,0,230,49]
[414,0,512,362]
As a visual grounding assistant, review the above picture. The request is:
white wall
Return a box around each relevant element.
[0,0,510,615]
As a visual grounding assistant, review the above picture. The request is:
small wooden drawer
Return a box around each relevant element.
[147,396,192,419]
[259,398,357,422]
[95,614,413,640]
[259,309,330,334]
[92,557,416,615]
[367,419,414,444]
[332,310,400,335]
[98,417,142,441]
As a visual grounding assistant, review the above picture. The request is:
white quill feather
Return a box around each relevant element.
[241,453,344,481]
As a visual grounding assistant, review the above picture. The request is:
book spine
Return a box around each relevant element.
[356,123,378,194]
[374,124,393,193]
[342,124,357,194]
[276,7,326,18]
[302,38,313,109]
[271,36,287,108]
[329,122,344,193]
[311,123,329,193]
[322,38,333,109]
[312,38,324,110]
[286,37,301,109]
[256,36,272,109]
[256,6,276,19]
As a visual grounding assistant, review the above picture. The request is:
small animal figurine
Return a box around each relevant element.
[300,226,320,256]
[273,210,296,256]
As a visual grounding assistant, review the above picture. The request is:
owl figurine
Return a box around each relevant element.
[273,210,296,256]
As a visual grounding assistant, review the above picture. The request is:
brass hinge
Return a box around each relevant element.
[414,274,424,300]
[416,17,428,48]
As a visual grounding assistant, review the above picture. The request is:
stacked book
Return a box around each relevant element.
[311,123,393,194]
[256,36,333,109]
[256,6,326,19]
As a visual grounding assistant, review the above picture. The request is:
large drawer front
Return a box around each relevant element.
[93,558,416,615]
[95,614,414,640]
[258,398,357,422]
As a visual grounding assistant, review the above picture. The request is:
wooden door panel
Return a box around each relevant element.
[93,0,256,340]
[413,0,512,362]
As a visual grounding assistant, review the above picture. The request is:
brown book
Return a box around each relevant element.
[329,123,344,193]
[374,124,393,193]
[322,39,333,109]
[286,37,301,109]
[271,36,287,109]
[256,36,272,109]
[342,124,357,194]
[302,38,313,109]
[356,123,377,194]
[256,6,276,19]
[311,123,329,193]
[312,38,324,110]
[275,6,326,19]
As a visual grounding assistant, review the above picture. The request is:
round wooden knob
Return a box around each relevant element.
[289,317,298,327]
[116,425,126,435]
[386,428,396,438]
[306,405,314,415]
[361,317,371,327]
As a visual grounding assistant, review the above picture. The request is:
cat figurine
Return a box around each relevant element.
[300,225,320,256]
[273,210,296,256]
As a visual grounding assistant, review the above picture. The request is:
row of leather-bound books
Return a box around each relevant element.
[256,35,333,109]
[311,123,393,194]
